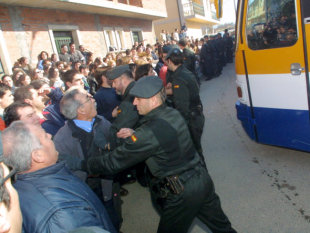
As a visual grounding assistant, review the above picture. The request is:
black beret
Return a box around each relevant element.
[106,65,130,80]
[165,47,182,60]
[129,76,163,98]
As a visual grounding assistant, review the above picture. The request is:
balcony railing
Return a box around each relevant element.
[183,1,205,17]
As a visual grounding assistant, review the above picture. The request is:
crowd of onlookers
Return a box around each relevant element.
[0,27,234,233]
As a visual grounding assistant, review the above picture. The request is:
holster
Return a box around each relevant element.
[150,175,184,199]
[165,175,184,195]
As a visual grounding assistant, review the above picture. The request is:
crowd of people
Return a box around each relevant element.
[0,27,236,233]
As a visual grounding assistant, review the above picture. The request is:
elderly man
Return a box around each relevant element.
[0,141,22,233]
[53,87,120,231]
[85,76,237,233]
[2,121,116,233]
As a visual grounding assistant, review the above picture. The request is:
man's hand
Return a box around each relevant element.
[112,106,119,118]
[38,83,51,96]
[117,128,134,139]
[165,82,173,95]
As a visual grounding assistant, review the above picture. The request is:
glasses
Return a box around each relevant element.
[80,94,93,106]
[0,157,17,186]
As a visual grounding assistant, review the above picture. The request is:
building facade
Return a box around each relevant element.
[0,0,167,75]
[154,0,220,40]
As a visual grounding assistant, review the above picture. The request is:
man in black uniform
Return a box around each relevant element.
[107,65,146,187]
[178,38,200,86]
[164,48,205,162]
[85,76,237,233]
[107,65,139,148]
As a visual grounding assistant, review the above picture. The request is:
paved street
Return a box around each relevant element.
[121,62,310,233]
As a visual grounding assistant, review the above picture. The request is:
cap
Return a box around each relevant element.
[129,76,163,98]
[165,47,182,60]
[106,64,130,80]
[162,44,179,54]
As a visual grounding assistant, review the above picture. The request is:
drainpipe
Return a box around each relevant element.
[177,0,184,29]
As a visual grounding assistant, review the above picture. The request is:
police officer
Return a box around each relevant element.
[85,76,236,233]
[178,38,200,86]
[107,65,140,148]
[164,48,205,162]
[107,65,147,187]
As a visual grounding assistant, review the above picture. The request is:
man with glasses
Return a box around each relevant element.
[1,121,116,233]
[0,137,22,233]
[53,87,121,231]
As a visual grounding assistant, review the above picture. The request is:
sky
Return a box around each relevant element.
[220,0,238,24]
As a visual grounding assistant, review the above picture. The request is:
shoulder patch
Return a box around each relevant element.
[131,134,137,142]
[174,85,180,88]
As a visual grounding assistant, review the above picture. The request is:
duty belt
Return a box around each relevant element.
[151,165,201,198]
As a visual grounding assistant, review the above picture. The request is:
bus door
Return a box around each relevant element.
[302,0,310,112]
[241,0,310,150]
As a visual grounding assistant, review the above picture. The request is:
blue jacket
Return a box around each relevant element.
[42,88,66,136]
[94,87,121,122]
[14,162,116,233]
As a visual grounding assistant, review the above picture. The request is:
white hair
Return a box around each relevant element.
[60,88,82,119]
[2,121,41,173]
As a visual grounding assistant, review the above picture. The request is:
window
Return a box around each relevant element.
[131,30,143,44]
[0,58,4,78]
[246,0,297,50]
[104,28,125,51]
[48,25,81,55]
[53,31,73,54]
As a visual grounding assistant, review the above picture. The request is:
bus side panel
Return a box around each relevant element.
[236,100,257,140]
[253,107,310,152]
[235,0,310,151]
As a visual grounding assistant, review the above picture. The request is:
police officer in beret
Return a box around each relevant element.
[107,65,140,148]
[164,48,205,162]
[107,65,148,188]
[85,76,236,233]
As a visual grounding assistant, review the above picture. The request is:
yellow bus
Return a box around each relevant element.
[235,0,310,151]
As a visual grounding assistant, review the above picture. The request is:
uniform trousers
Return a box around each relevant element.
[152,165,237,233]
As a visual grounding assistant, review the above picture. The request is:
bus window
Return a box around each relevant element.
[246,0,297,50]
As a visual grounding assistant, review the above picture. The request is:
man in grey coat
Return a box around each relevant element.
[53,86,120,231]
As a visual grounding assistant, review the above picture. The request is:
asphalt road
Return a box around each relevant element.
[121,62,310,233]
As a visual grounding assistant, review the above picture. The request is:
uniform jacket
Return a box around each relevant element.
[87,105,200,179]
[169,65,202,123]
[183,48,196,74]
[109,81,139,148]
[14,162,116,233]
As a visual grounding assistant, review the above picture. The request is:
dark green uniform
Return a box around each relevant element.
[87,104,236,233]
[182,48,196,74]
[169,65,205,160]
[109,81,139,148]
